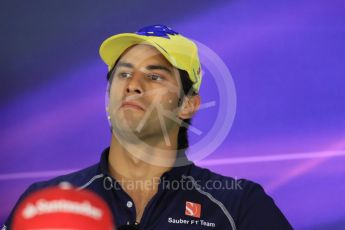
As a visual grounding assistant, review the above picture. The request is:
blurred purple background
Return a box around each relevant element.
[1,0,345,229]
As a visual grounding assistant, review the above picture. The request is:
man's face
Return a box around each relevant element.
[108,44,183,143]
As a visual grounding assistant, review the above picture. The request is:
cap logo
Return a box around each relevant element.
[136,24,179,39]
[197,66,201,75]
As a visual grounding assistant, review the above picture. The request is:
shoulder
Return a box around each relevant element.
[188,163,257,194]
[187,164,262,208]
[27,163,101,193]
[188,164,293,229]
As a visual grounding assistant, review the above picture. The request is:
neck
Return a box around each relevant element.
[108,130,179,182]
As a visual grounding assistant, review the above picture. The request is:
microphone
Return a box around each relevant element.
[12,183,115,230]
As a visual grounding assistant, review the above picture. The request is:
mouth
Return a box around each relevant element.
[121,101,145,111]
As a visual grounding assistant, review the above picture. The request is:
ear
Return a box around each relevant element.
[178,95,201,120]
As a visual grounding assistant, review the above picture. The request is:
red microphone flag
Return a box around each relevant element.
[12,185,115,230]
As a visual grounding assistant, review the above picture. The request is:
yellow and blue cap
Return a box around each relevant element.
[99,25,202,93]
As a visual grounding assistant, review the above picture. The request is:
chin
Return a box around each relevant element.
[116,120,145,135]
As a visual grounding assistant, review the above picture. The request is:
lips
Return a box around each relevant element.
[121,101,145,111]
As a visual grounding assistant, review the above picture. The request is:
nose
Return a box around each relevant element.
[125,73,143,95]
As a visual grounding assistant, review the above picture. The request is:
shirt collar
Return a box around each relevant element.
[99,147,194,180]
[99,146,112,177]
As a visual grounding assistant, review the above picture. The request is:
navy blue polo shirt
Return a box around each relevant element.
[4,147,292,229]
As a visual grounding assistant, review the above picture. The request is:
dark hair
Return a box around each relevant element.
[176,69,196,150]
[106,65,197,151]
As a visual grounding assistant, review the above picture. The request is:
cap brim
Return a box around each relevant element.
[99,33,173,71]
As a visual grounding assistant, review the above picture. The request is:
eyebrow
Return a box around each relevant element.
[116,62,133,69]
[146,65,172,74]
[116,62,173,74]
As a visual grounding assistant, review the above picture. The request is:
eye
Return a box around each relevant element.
[118,72,132,78]
[147,73,164,81]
